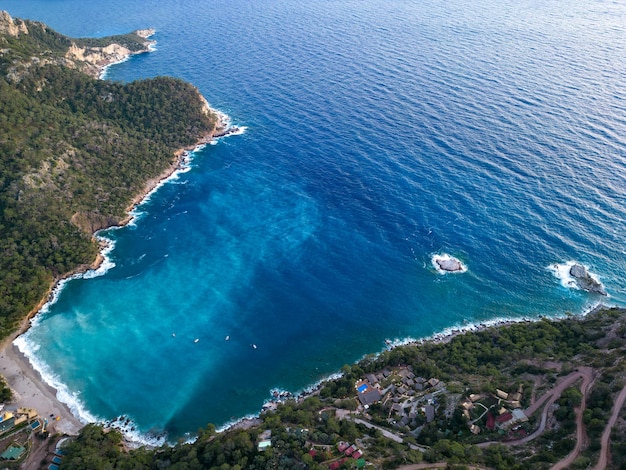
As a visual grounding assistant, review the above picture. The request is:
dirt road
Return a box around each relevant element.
[592,384,626,470]
[551,368,594,469]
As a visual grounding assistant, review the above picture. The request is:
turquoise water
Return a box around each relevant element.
[2,0,626,443]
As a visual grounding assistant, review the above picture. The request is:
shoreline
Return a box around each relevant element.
[217,301,610,437]
[0,42,234,439]
[0,344,83,435]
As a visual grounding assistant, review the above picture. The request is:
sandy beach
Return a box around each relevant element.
[0,343,83,435]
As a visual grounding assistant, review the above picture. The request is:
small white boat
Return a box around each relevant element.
[225,335,230,341]
[252,344,257,349]
[194,338,199,343]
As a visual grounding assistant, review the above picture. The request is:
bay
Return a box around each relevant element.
[2,0,625,443]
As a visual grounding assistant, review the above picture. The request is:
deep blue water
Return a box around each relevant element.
[2,0,626,443]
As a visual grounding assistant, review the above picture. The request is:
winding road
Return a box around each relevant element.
[550,368,594,470]
[592,384,626,470]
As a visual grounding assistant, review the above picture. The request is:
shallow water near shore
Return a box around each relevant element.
[2,0,626,443]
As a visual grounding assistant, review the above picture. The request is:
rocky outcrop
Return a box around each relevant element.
[432,254,467,273]
[66,43,133,74]
[65,31,155,78]
[569,263,607,295]
[437,258,463,272]
[0,11,29,37]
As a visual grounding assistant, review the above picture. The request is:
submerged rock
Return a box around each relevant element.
[569,263,607,295]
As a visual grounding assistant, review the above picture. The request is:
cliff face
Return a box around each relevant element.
[0,10,154,79]
[0,10,29,37]
[65,43,132,77]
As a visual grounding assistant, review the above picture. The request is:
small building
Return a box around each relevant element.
[13,415,27,426]
[469,393,482,402]
[496,412,513,426]
[352,450,363,459]
[329,459,347,470]
[1,444,25,461]
[428,378,440,388]
[345,444,357,456]
[355,381,382,406]
[365,373,378,385]
[258,440,272,451]
[0,412,15,433]
[391,403,403,414]
[337,441,350,453]
[17,408,38,420]
[496,389,509,400]
[512,408,528,423]
[258,429,272,451]
[470,424,481,435]
[424,405,435,423]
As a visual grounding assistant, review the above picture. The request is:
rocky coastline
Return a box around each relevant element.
[0,28,239,445]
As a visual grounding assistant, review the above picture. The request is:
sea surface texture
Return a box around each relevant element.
[3,0,626,443]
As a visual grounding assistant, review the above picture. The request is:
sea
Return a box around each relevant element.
[2,0,625,445]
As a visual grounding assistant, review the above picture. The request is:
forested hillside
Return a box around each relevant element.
[0,13,216,337]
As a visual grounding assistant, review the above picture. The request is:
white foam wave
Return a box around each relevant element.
[216,413,263,434]
[98,56,131,79]
[102,416,167,448]
[15,333,168,448]
[548,260,604,292]
[13,335,98,425]
[82,236,116,279]
[32,237,116,320]
[431,252,467,274]
[227,126,247,136]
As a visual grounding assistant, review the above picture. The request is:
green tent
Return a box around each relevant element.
[1,444,25,460]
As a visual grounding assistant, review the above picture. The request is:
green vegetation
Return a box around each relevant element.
[0,14,216,338]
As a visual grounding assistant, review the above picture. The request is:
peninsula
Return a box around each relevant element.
[0,11,226,340]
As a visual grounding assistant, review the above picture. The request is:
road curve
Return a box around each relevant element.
[551,369,594,470]
[592,384,626,470]
[479,367,594,448]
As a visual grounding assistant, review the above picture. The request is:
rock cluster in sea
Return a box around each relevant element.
[569,263,607,295]
[436,258,463,272]
[432,254,467,273]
